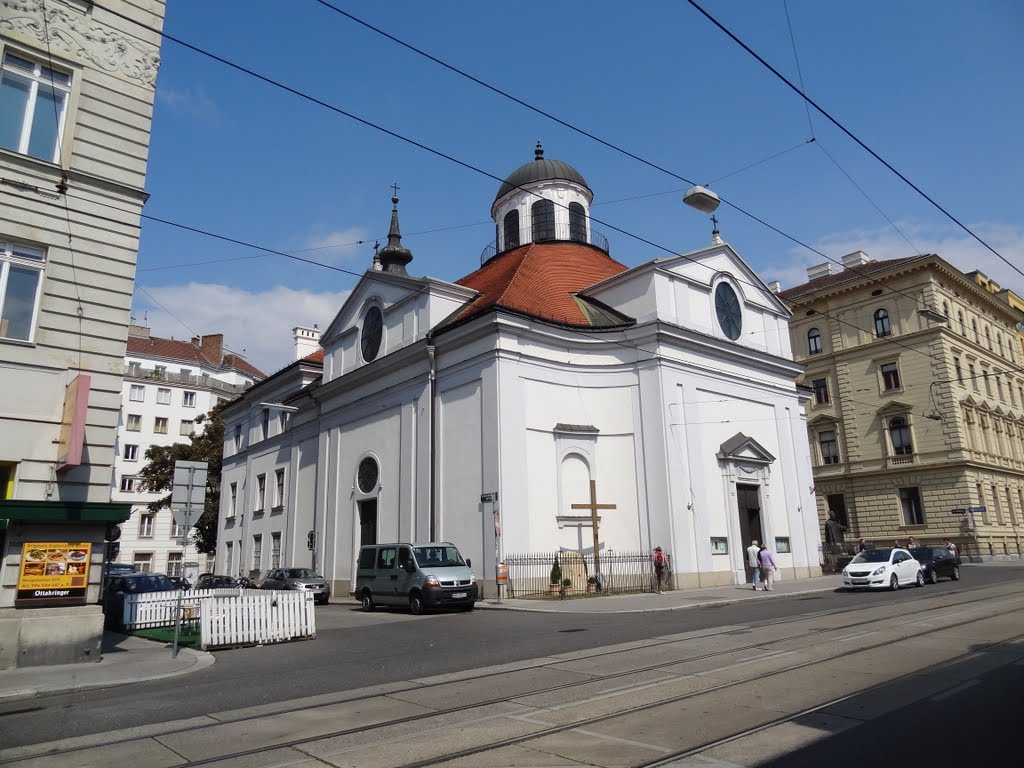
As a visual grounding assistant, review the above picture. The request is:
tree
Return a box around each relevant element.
[137,402,224,554]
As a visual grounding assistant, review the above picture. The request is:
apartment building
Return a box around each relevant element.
[112,325,263,578]
[779,251,1024,560]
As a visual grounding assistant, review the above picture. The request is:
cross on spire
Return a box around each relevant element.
[390,182,400,200]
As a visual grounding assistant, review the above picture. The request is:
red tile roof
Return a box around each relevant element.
[303,349,324,364]
[778,256,927,300]
[455,243,629,326]
[126,335,265,379]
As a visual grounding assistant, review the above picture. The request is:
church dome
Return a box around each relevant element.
[494,142,590,203]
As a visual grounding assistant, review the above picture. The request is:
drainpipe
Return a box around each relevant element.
[427,342,437,541]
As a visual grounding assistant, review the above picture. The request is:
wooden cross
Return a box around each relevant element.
[571,479,616,576]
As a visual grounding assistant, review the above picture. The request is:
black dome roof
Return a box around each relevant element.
[495,143,590,203]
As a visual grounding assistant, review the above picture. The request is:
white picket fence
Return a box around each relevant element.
[200,591,316,650]
[121,589,316,649]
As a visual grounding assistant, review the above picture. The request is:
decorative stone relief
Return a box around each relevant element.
[1,0,161,88]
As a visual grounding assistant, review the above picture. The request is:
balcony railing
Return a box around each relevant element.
[123,366,252,396]
[480,224,610,265]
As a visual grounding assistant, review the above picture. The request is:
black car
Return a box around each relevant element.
[910,546,960,584]
[168,576,191,590]
[194,574,241,590]
[102,572,177,630]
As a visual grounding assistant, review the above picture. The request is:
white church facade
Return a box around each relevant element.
[218,145,821,598]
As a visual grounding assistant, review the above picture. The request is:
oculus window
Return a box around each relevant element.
[360,305,383,362]
[715,283,742,341]
[357,456,379,494]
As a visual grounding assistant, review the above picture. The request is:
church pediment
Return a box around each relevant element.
[717,432,776,464]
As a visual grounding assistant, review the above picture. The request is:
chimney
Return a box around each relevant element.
[807,262,835,281]
[198,334,224,365]
[128,324,150,338]
[841,250,871,269]
[767,280,782,294]
[293,324,321,361]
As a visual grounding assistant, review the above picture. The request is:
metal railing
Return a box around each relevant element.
[503,550,670,599]
[480,225,610,264]
[123,365,253,395]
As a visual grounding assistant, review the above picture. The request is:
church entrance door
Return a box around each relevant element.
[737,484,763,582]
[358,499,378,547]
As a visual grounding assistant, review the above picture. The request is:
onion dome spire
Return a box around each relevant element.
[377,184,413,275]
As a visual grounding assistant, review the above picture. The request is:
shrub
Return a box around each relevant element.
[550,556,562,585]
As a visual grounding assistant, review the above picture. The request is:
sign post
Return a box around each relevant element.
[170,460,207,658]
[481,492,499,603]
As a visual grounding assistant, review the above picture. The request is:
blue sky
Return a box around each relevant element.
[133,1,1024,374]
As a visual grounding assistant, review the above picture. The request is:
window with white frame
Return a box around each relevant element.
[138,512,155,538]
[271,532,281,569]
[154,417,168,434]
[261,409,270,440]
[129,384,145,402]
[156,388,171,405]
[180,419,194,436]
[234,423,242,450]
[166,552,183,577]
[274,468,285,509]
[171,520,185,539]
[123,444,138,461]
[127,360,141,376]
[120,475,138,492]
[183,391,196,407]
[252,534,262,571]
[225,541,233,575]
[133,552,153,573]
[255,473,266,511]
[126,413,141,431]
[229,482,237,516]
[0,240,46,342]
[0,52,71,162]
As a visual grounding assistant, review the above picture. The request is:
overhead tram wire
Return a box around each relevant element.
[309,2,951,317]
[686,0,1020,281]
[77,4,951,366]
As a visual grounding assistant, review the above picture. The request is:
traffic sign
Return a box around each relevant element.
[480,492,497,503]
[950,508,967,515]
[968,506,986,514]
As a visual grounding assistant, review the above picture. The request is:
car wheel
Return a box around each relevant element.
[929,569,939,585]
[890,574,899,591]
[915,571,925,588]
[461,602,475,612]
[361,591,375,612]
[409,593,425,615]
[952,565,960,581]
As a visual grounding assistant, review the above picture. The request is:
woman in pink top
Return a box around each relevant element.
[758,546,777,591]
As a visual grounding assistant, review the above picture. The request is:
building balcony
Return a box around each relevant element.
[123,365,252,396]
[480,224,610,265]
[887,453,916,468]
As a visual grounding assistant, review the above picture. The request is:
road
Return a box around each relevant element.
[0,564,1021,766]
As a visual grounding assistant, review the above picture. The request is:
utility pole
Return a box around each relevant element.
[171,460,207,658]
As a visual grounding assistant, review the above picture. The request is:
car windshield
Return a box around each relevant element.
[413,545,466,567]
[909,547,935,561]
[283,569,319,579]
[850,549,892,564]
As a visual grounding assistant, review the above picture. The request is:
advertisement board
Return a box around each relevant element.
[15,542,92,607]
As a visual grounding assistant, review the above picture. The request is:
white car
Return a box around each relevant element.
[842,548,924,590]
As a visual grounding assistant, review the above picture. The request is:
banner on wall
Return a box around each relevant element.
[15,542,92,607]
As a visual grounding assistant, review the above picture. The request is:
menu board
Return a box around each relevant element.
[16,542,92,607]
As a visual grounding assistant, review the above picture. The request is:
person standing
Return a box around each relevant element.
[906,536,919,549]
[758,545,777,591]
[746,539,761,591]
[944,538,960,563]
[653,547,668,594]
[857,538,868,553]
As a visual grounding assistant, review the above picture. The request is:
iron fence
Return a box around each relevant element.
[503,550,670,599]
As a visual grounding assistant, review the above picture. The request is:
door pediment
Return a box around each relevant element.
[717,432,776,464]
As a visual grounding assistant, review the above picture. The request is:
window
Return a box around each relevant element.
[123,444,138,461]
[972,318,979,342]
[271,532,281,569]
[985,327,992,350]
[182,391,196,408]
[156,388,171,405]
[133,552,153,573]
[812,377,830,405]
[889,417,913,455]
[180,368,191,379]
[983,370,992,397]
[710,537,729,554]
[0,52,70,162]
[969,364,979,392]
[126,413,141,431]
[874,308,891,337]
[167,552,183,577]
[568,202,586,242]
[119,475,137,492]
[881,362,901,391]
[958,311,965,335]
[154,417,168,434]
[234,424,242,451]
[229,482,237,516]
[154,365,166,378]
[531,199,555,242]
[180,419,194,436]
[0,240,46,342]
[274,468,285,509]
[225,542,233,575]
[261,409,270,440]
[899,487,924,526]
[502,209,519,251]
[130,384,145,402]
[997,334,1003,357]
[775,537,791,554]
[954,358,963,385]
[255,473,266,511]
[819,430,840,464]
[807,328,822,355]
[252,534,262,571]
[139,513,155,538]
[171,520,185,539]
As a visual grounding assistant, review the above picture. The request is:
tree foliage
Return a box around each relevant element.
[137,402,224,554]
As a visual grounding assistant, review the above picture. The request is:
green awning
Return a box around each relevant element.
[0,500,132,523]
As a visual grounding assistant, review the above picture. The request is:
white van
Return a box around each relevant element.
[352,542,478,614]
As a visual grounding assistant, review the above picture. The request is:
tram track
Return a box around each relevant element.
[2,581,1019,766]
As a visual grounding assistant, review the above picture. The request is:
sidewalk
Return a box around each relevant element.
[0,573,841,701]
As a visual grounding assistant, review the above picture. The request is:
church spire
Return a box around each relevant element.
[376,184,413,275]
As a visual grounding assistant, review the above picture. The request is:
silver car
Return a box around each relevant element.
[261,568,331,605]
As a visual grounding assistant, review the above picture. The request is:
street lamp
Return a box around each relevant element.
[259,402,299,413]
[683,185,721,214]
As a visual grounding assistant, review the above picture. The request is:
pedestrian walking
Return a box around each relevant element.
[746,539,761,591]
[653,547,668,594]
[944,538,960,563]
[758,545,777,591]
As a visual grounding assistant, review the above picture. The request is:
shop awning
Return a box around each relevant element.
[0,500,132,523]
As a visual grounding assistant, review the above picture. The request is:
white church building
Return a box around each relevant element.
[218,145,821,598]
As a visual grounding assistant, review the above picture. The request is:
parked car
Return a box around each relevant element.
[102,572,177,630]
[261,568,331,605]
[104,563,137,576]
[352,542,477,614]
[910,546,961,583]
[194,574,241,590]
[842,548,924,590]
[168,576,191,590]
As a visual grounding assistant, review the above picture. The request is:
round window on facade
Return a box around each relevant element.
[357,456,379,494]
[714,282,742,341]
[360,305,383,362]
